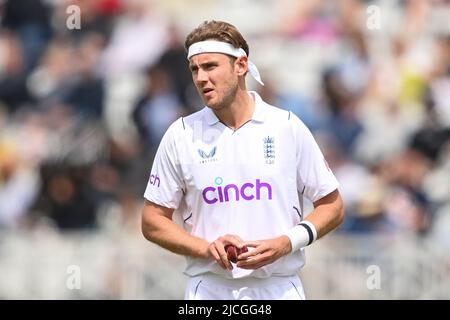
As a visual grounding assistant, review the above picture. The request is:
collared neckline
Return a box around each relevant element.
[203,91,266,126]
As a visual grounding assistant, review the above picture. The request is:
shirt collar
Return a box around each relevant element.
[203,91,266,126]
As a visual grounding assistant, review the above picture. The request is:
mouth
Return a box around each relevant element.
[202,88,214,97]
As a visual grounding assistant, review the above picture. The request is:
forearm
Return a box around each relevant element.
[305,190,344,239]
[142,214,210,259]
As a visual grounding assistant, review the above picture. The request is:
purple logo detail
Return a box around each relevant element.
[202,178,272,204]
[149,174,160,188]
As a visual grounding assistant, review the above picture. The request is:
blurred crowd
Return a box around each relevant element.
[0,0,449,244]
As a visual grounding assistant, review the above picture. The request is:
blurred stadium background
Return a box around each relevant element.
[0,0,450,299]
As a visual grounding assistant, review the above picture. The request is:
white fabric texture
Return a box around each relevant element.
[185,274,305,300]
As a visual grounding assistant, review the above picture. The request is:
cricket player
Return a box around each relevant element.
[141,20,344,300]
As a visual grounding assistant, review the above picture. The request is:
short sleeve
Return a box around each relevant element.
[144,120,185,209]
[291,114,339,202]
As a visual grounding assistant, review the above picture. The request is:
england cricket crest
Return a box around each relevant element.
[263,136,275,164]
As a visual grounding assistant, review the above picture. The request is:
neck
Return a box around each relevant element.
[214,88,255,130]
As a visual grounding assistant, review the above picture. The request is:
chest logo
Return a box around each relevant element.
[198,146,217,163]
[263,136,275,164]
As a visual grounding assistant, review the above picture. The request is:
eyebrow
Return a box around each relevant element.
[189,61,219,71]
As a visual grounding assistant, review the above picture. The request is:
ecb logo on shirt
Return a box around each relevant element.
[263,136,275,164]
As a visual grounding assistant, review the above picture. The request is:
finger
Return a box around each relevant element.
[236,254,260,268]
[237,253,271,269]
[237,259,265,269]
[242,241,262,248]
[216,243,233,270]
[237,250,271,266]
[221,252,233,270]
[237,244,266,260]
[224,235,246,248]
[238,260,268,270]
[213,238,234,270]
[210,245,227,270]
[237,250,255,260]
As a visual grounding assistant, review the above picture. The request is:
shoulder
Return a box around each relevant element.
[180,107,207,129]
[158,109,207,151]
[264,103,291,122]
[164,108,205,137]
[162,117,184,138]
[263,102,308,131]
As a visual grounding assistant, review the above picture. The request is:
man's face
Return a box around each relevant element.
[189,53,239,110]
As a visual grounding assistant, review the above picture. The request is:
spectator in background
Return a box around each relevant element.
[132,64,188,151]
[0,31,33,113]
[64,32,106,119]
[427,35,450,126]
[157,24,201,111]
[48,0,122,58]
[26,38,76,105]
[0,137,39,229]
[320,67,363,154]
[99,0,170,76]
[1,0,52,73]
[31,162,98,230]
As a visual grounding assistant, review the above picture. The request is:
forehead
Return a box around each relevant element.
[188,52,231,65]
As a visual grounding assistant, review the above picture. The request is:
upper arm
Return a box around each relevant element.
[313,189,342,209]
[141,200,177,242]
[142,200,175,221]
[292,115,339,202]
[143,120,185,209]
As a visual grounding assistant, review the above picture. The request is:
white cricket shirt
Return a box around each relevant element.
[144,91,339,279]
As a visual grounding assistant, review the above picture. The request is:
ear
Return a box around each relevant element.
[234,56,248,76]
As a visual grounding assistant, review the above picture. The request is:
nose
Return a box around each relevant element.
[195,68,208,84]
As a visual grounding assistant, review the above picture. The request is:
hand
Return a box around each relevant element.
[208,234,246,271]
[236,236,292,270]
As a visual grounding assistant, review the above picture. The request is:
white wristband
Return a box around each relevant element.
[284,221,318,252]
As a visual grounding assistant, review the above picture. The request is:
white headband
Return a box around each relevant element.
[187,40,264,86]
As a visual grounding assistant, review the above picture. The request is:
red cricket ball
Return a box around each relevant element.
[225,245,248,263]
